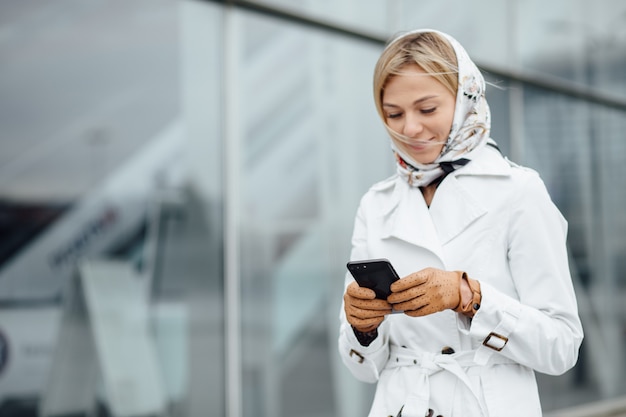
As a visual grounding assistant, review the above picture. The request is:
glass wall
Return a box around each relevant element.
[234,16,391,417]
[1,1,626,417]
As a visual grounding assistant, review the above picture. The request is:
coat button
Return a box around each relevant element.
[441,346,455,355]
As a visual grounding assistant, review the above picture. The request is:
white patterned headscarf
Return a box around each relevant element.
[381,29,491,187]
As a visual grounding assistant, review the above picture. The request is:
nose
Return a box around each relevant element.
[402,113,424,138]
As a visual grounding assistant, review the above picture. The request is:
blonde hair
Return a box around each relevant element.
[373,31,458,130]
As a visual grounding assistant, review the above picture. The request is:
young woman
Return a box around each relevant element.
[339,29,583,417]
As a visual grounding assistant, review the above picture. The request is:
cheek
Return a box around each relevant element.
[446,115,455,133]
[431,143,445,156]
[443,103,456,132]
[436,113,454,135]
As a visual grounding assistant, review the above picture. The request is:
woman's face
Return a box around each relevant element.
[382,64,456,165]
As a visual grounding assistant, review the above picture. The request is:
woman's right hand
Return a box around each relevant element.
[343,281,393,332]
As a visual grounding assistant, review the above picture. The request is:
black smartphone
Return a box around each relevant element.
[346,258,400,300]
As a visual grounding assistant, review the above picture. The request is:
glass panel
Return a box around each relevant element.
[176,1,227,416]
[483,74,513,157]
[520,86,626,410]
[247,0,390,37]
[515,0,626,96]
[233,9,392,417]
[0,0,181,299]
[250,0,626,96]
[0,0,180,202]
[0,2,203,417]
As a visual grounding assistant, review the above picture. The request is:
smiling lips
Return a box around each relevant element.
[408,138,436,149]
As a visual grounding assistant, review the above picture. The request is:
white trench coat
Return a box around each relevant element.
[339,145,584,417]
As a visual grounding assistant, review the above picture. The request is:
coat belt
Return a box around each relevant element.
[386,345,514,417]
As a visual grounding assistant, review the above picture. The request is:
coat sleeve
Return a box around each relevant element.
[337,199,391,383]
[466,171,584,375]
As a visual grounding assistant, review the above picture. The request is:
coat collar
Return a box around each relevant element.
[378,146,511,262]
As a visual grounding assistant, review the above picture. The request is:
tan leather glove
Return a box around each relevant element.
[388,267,481,317]
[344,281,393,332]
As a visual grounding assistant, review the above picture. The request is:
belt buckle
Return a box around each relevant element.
[349,349,365,363]
[483,332,508,351]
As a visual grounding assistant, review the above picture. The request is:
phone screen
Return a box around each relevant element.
[346,258,400,300]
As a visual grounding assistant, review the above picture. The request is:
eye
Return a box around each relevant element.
[421,107,436,114]
[386,112,402,119]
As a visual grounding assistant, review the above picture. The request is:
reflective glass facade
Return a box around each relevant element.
[1,1,626,416]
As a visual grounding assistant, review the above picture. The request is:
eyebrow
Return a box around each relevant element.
[382,95,438,108]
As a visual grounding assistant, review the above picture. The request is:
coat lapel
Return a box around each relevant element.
[429,176,487,245]
[380,179,446,262]
[379,145,511,255]
[429,145,512,244]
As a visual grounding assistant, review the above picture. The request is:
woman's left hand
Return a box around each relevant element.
[388,267,465,317]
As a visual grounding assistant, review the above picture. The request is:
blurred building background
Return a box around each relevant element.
[1,0,626,416]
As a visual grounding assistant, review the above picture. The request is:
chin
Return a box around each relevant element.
[400,145,443,166]
[408,152,440,165]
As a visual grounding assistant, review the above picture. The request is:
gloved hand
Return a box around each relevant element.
[388,267,469,317]
[344,281,393,332]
